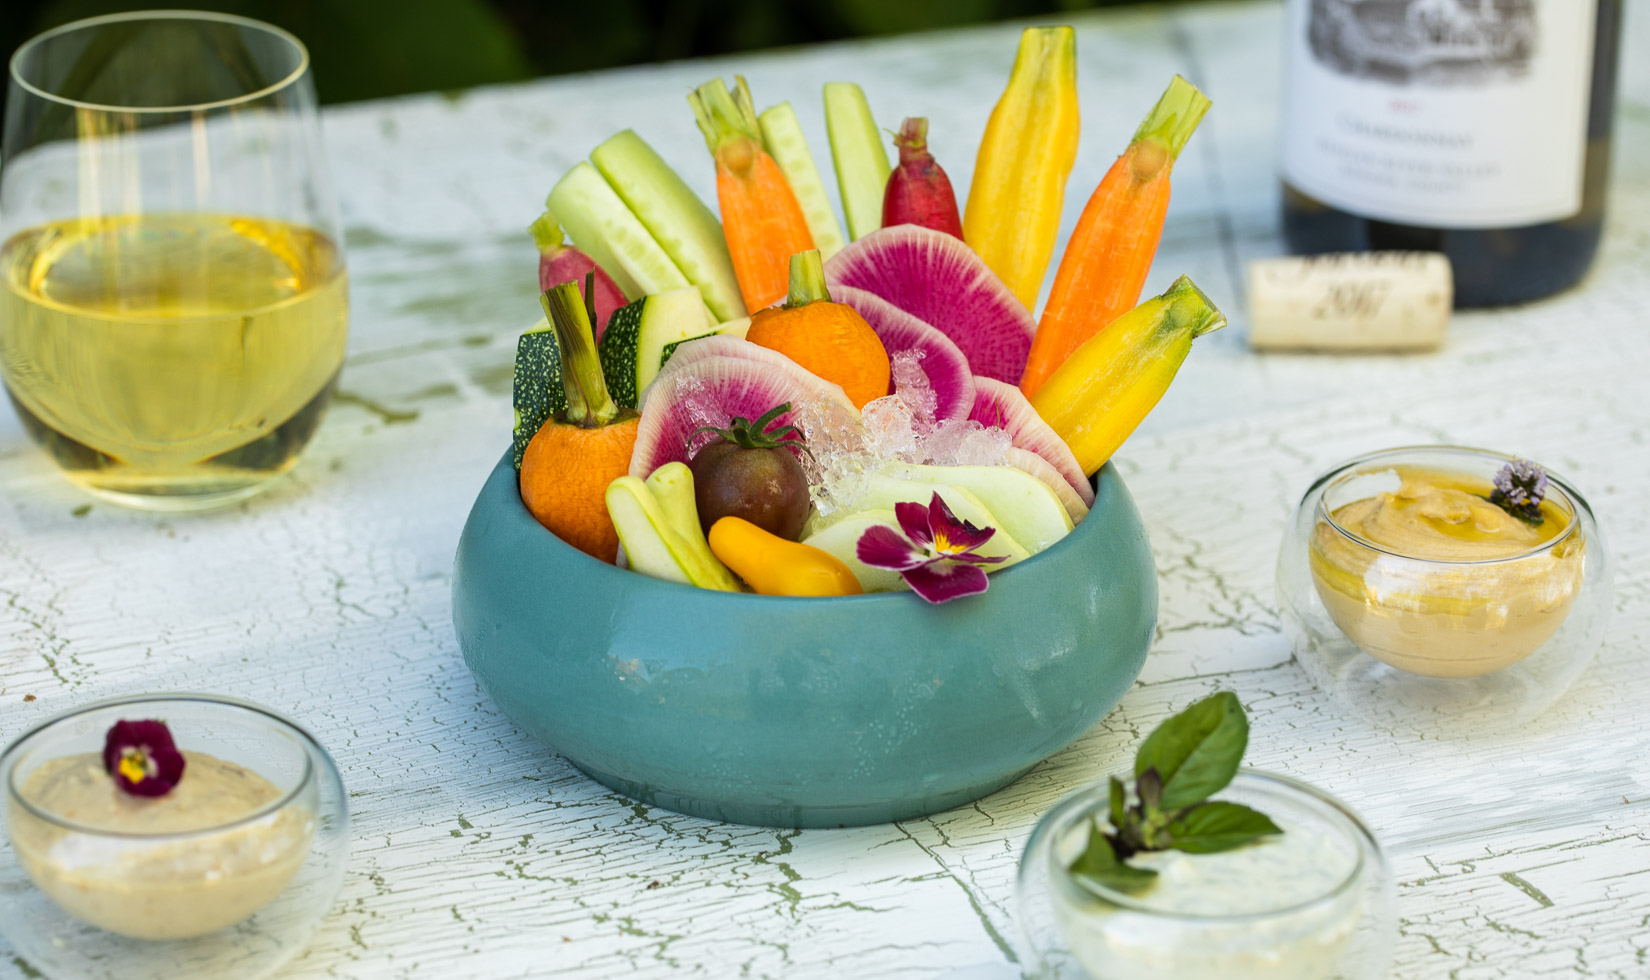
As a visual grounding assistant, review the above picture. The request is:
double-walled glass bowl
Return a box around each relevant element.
[1015,771,1396,979]
[1277,447,1611,735]
[0,695,349,979]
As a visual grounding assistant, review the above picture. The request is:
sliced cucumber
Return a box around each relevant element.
[758,102,847,260]
[591,130,747,323]
[546,162,697,304]
[598,287,713,407]
[658,317,751,371]
[511,316,565,471]
[824,82,892,241]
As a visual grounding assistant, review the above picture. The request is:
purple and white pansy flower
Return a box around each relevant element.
[855,492,1006,603]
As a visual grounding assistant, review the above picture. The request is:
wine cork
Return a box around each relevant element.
[1247,252,1451,352]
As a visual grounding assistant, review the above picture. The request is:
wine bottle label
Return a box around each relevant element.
[1280,0,1597,228]
[1247,252,1451,352]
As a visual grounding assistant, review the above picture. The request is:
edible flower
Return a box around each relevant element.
[1490,459,1548,525]
[855,492,1005,603]
[102,720,186,798]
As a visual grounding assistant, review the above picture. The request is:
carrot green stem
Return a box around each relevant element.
[689,77,762,154]
[542,277,619,427]
[1132,75,1211,161]
[1161,274,1227,339]
[783,250,830,308]
[528,210,565,254]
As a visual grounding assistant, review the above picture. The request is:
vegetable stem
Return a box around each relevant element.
[528,210,565,254]
[689,77,762,161]
[1162,275,1227,338]
[542,278,620,427]
[784,250,831,308]
[1132,75,1212,161]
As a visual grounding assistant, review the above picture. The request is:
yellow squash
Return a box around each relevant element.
[1030,276,1226,475]
[963,26,1080,310]
[708,517,863,597]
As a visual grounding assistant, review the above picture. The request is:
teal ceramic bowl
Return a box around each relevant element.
[453,451,1156,828]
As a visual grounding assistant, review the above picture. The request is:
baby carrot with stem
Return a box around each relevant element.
[689,76,815,312]
[1021,75,1211,396]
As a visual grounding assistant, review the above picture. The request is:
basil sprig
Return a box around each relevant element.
[1069,692,1281,895]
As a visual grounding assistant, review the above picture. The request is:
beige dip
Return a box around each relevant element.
[1310,467,1583,678]
[10,751,313,940]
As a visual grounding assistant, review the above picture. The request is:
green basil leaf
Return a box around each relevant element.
[1165,801,1283,854]
[1134,692,1248,810]
[1108,776,1127,830]
[1068,819,1158,896]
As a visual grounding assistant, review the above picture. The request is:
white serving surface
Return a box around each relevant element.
[3,2,1647,976]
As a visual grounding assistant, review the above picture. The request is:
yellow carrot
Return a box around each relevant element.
[1022,76,1211,396]
[1030,276,1225,476]
[963,27,1080,310]
[690,77,815,312]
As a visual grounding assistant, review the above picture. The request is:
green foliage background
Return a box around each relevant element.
[4,0,1202,105]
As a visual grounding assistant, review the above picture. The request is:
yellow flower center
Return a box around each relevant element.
[118,748,151,784]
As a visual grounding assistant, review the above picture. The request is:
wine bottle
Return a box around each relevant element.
[1278,0,1622,307]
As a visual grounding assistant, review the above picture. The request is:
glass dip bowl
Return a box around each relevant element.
[0,694,349,980]
[1015,770,1395,980]
[1278,446,1612,735]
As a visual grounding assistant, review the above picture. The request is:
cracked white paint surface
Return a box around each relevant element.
[3,2,1649,977]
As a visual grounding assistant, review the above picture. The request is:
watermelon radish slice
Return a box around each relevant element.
[830,285,974,421]
[824,224,1035,384]
[631,352,853,479]
[1005,447,1090,525]
[969,377,1093,505]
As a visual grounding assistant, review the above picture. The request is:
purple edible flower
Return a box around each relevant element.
[1489,459,1548,525]
[856,492,1006,603]
[102,720,186,798]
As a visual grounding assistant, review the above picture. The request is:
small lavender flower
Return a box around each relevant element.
[1489,460,1547,525]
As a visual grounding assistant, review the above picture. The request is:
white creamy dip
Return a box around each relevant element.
[9,751,314,940]
[1054,818,1365,980]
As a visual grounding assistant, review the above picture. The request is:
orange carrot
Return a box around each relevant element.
[1021,76,1210,397]
[689,76,814,312]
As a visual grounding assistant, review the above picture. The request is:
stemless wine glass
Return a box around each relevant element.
[0,12,347,509]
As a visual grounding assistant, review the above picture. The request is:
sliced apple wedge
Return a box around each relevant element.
[895,463,1073,554]
[801,510,910,593]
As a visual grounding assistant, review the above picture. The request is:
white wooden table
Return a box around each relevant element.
[4,1,1648,976]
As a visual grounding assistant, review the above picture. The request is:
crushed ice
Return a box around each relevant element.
[790,348,1012,519]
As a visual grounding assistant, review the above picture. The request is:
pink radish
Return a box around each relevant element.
[530,210,627,339]
[631,351,853,479]
[882,118,964,240]
[969,377,1093,505]
[825,224,1034,384]
[830,285,975,421]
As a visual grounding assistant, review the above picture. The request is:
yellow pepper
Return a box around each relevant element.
[1030,276,1226,476]
[708,517,863,597]
[963,26,1080,311]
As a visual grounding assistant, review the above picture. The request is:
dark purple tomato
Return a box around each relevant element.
[690,438,810,541]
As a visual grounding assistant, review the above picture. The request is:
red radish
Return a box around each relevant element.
[530,210,627,338]
[829,284,975,421]
[882,118,963,240]
[825,224,1034,385]
[968,377,1093,506]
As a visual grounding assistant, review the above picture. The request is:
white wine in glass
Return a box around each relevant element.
[0,12,348,510]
